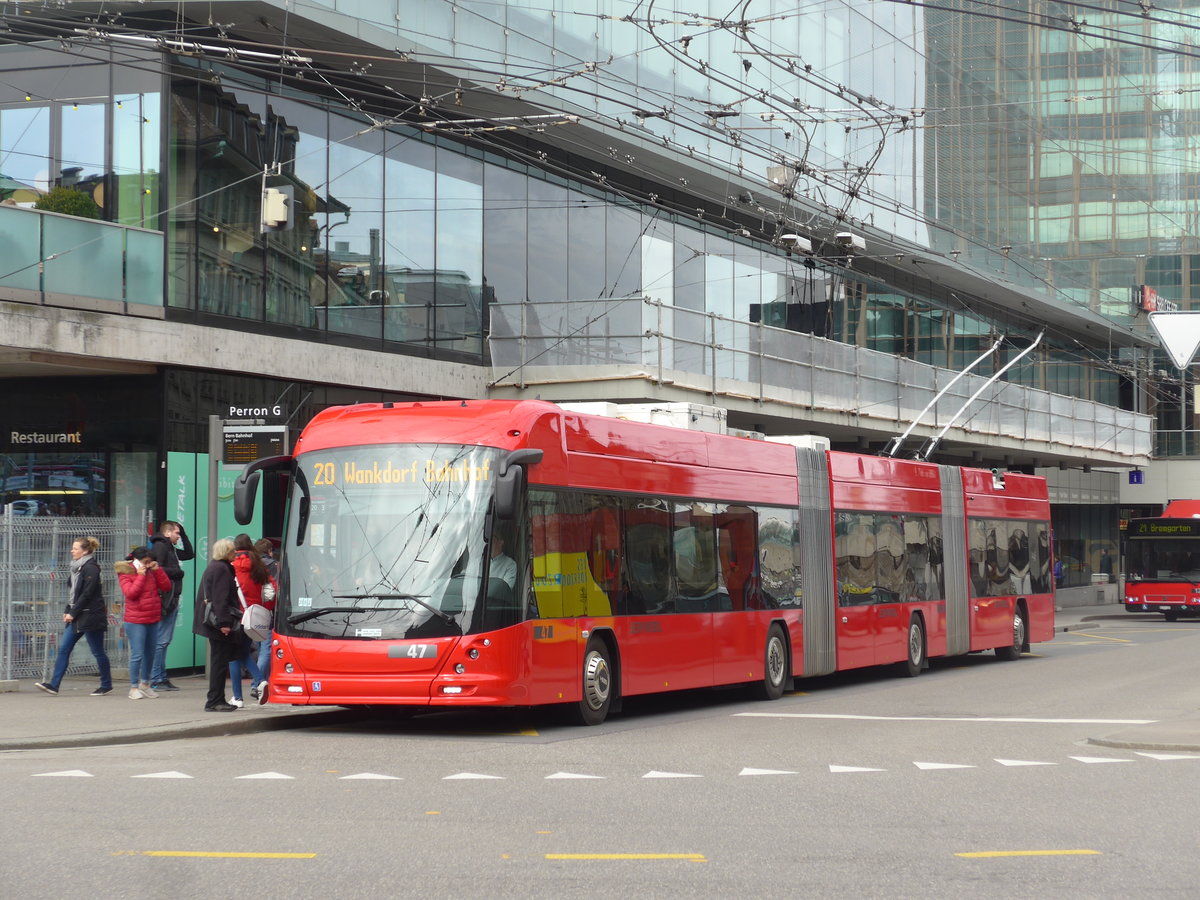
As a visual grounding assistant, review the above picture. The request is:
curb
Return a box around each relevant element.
[0,708,363,752]
[1087,735,1200,753]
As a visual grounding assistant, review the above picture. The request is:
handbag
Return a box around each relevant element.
[201,596,221,630]
[242,603,272,642]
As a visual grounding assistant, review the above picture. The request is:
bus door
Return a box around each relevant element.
[968,521,1014,649]
[835,514,877,669]
[620,500,714,694]
[870,517,910,665]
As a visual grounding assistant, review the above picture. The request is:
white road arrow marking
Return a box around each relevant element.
[914,762,975,770]
[994,759,1056,767]
[643,770,702,778]
[1135,752,1200,761]
[739,767,798,776]
[444,772,504,780]
[31,770,92,778]
[236,772,294,779]
[545,772,605,779]
[132,771,193,779]
[829,765,885,773]
[340,773,401,780]
[1069,756,1133,764]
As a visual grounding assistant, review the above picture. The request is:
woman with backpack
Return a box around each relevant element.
[36,536,113,696]
[229,533,272,707]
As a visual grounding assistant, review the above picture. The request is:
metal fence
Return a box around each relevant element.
[1,513,149,682]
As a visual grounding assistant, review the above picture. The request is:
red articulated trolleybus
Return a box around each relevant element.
[1123,500,1200,621]
[234,399,1055,724]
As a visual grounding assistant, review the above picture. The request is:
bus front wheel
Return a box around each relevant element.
[573,638,614,726]
[757,625,788,700]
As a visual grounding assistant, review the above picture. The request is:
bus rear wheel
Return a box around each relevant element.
[573,638,613,726]
[756,625,788,701]
[996,606,1027,661]
[900,615,925,677]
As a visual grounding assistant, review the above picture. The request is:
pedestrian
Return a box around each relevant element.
[193,538,240,712]
[115,546,169,699]
[252,537,279,682]
[1099,548,1114,583]
[1054,558,1064,588]
[36,536,113,696]
[148,520,195,692]
[229,533,271,707]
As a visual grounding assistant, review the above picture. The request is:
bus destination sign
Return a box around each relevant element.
[1127,519,1200,538]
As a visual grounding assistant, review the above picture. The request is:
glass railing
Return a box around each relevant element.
[489,297,1155,463]
[1153,430,1200,458]
[0,205,162,306]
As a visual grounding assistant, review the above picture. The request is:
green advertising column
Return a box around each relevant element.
[166,450,261,673]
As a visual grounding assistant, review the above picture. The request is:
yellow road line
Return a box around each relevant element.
[956,850,1100,858]
[141,851,316,859]
[546,853,706,861]
[1065,632,1131,643]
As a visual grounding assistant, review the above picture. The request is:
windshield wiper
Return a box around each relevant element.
[331,592,456,624]
[288,604,419,626]
[289,606,367,625]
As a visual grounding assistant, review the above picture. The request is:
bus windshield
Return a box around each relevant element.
[1126,536,1200,582]
[280,444,502,639]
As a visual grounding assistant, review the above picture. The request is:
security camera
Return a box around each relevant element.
[835,231,866,251]
[779,233,812,254]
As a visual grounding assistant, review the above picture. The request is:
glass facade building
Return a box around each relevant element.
[9,0,1199,585]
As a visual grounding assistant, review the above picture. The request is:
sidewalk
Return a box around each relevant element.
[0,674,356,751]
[1055,602,1200,752]
[2,604,1197,751]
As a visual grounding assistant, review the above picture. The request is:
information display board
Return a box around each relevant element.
[222,425,287,468]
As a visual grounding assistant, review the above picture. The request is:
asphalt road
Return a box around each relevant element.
[3,618,1199,898]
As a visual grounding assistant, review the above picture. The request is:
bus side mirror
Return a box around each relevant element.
[234,471,261,526]
[495,448,543,521]
[234,455,294,525]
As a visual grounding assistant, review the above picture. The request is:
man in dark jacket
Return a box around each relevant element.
[149,520,194,691]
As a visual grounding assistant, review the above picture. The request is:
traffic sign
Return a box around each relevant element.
[1148,311,1200,369]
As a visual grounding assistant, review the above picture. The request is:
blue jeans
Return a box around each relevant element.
[49,625,112,691]
[150,606,180,684]
[228,638,265,700]
[255,637,271,679]
[125,621,156,686]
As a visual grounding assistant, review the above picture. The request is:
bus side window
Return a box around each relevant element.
[586,502,622,614]
[673,502,720,612]
[624,498,672,615]
[716,505,760,610]
[528,489,557,619]
[758,507,800,608]
[836,513,877,606]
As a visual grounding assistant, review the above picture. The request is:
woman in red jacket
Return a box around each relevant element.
[115,546,170,700]
[229,533,272,706]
